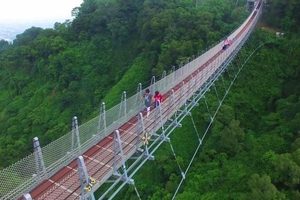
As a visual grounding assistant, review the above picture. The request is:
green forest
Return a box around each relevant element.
[1,0,300,199]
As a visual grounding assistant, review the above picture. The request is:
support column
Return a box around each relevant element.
[119,91,127,119]
[33,137,47,180]
[150,76,156,96]
[98,102,107,133]
[72,116,81,155]
[161,70,167,91]
[135,83,143,110]
[172,66,176,87]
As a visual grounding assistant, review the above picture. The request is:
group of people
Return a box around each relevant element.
[143,89,163,117]
[142,37,232,117]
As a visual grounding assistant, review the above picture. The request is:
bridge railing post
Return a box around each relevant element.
[181,81,189,114]
[72,116,81,155]
[33,137,48,181]
[204,63,210,85]
[191,74,199,106]
[171,66,176,88]
[135,83,143,110]
[98,102,107,134]
[77,156,96,200]
[216,53,221,72]
[150,76,156,96]
[118,91,127,120]
[161,70,167,92]
[135,112,144,150]
[192,70,201,106]
[199,68,204,89]
[168,89,175,118]
[179,81,185,109]
[186,58,190,77]
[180,63,184,80]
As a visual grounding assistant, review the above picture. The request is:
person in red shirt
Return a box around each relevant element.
[154,91,163,108]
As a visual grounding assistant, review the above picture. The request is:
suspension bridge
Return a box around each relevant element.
[0,1,263,199]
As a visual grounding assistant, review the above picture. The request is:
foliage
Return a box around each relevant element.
[265,0,300,33]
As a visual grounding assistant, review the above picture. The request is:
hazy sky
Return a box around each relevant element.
[0,0,83,23]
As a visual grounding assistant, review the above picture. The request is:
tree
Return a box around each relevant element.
[247,174,285,200]
[217,120,245,156]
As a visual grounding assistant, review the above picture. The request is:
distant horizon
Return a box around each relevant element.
[0,0,83,23]
[0,18,70,25]
[0,19,66,42]
[0,0,83,42]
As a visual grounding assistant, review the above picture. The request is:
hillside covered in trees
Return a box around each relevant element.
[0,0,300,199]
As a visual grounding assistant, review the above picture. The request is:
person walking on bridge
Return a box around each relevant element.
[222,38,231,50]
[154,91,163,108]
[143,89,152,117]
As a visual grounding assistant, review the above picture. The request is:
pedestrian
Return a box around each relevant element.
[222,38,230,50]
[154,91,163,108]
[143,89,152,117]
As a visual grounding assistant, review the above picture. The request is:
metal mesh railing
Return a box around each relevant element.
[0,2,262,199]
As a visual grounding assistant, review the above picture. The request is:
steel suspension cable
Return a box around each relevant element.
[168,141,184,176]
[171,113,202,200]
[133,184,142,200]
[221,75,227,93]
[190,113,201,142]
[203,96,213,120]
